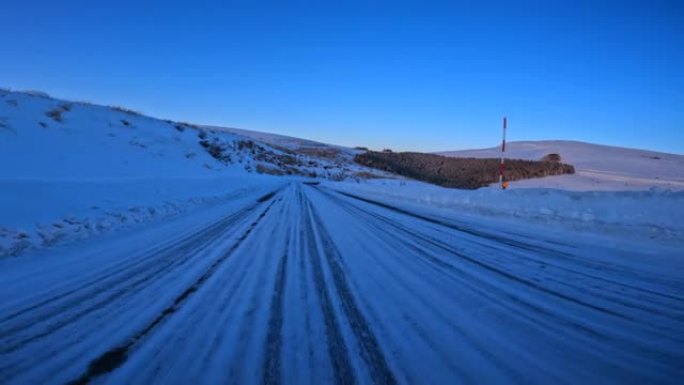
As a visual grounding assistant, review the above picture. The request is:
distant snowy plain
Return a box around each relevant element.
[439,140,684,191]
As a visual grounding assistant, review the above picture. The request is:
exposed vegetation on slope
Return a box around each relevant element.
[354,151,575,189]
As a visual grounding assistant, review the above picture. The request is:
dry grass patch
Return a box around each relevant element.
[45,108,63,122]
[296,147,341,159]
[45,103,73,123]
[111,105,142,116]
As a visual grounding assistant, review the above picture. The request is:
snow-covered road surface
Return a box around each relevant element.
[1,183,682,384]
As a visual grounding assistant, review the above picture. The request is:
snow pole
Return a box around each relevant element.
[499,117,507,190]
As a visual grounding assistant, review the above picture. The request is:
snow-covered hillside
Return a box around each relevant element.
[440,140,684,191]
[0,89,378,180]
[206,125,356,154]
[0,89,382,256]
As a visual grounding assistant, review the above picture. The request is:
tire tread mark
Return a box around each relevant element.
[333,190,684,303]
[331,190,671,318]
[0,187,271,326]
[301,192,356,385]
[306,195,398,385]
[261,247,289,385]
[0,206,255,356]
[314,188,684,369]
[66,196,279,385]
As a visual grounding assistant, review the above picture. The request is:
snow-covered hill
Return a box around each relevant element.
[2,89,681,258]
[439,140,684,191]
[206,125,356,154]
[0,89,382,256]
[0,89,377,180]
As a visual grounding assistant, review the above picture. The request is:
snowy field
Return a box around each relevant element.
[440,140,684,191]
[1,89,683,384]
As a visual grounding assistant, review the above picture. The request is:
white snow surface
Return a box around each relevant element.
[439,140,684,191]
[0,89,376,180]
[204,125,358,154]
[328,179,684,245]
[0,89,683,384]
[0,89,378,256]
[0,183,682,385]
[0,90,238,179]
[0,175,284,256]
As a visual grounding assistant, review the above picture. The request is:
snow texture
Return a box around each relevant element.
[1,88,682,384]
[328,179,684,245]
[0,89,382,256]
[0,183,682,385]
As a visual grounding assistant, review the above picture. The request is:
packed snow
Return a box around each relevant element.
[439,140,684,191]
[1,183,682,385]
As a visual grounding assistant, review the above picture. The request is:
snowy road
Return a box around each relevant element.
[1,182,683,384]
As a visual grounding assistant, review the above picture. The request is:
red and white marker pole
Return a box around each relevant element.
[499,117,507,189]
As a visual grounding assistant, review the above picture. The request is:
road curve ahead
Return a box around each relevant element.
[0,182,682,384]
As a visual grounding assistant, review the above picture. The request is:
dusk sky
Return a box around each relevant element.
[2,0,683,153]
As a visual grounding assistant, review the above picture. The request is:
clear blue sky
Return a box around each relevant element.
[2,0,683,153]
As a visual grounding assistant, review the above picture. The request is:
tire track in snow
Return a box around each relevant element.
[66,193,280,385]
[261,247,289,385]
[0,210,236,325]
[324,188,633,333]
[225,197,291,383]
[328,189,638,320]
[0,201,276,383]
[130,196,290,384]
[342,190,684,324]
[334,190,684,303]
[305,193,398,385]
[0,204,257,357]
[295,187,320,385]
[300,193,356,385]
[260,189,298,385]
[0,187,268,327]
[308,187,527,383]
[316,187,684,373]
[0,190,287,382]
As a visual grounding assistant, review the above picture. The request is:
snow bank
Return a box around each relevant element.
[0,175,284,257]
[328,179,684,243]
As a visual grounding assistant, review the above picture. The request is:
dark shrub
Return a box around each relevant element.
[111,105,142,115]
[45,108,63,122]
[355,151,575,189]
[541,153,561,163]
